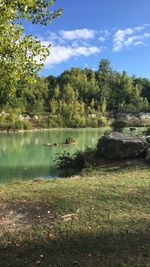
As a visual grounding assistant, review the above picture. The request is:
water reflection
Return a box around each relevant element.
[0,128,109,182]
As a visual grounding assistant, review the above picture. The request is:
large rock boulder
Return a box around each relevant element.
[97,132,148,160]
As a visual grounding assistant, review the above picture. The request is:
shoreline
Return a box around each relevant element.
[0,126,112,134]
[0,127,74,134]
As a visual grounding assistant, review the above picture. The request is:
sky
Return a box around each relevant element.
[24,0,150,78]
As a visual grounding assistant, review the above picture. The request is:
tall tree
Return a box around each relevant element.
[97,59,113,112]
[0,0,62,105]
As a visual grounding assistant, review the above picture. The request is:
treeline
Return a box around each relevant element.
[0,59,150,128]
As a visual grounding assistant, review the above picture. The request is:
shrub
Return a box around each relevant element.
[46,115,66,128]
[98,116,109,127]
[22,120,33,130]
[14,120,24,130]
[112,120,127,131]
[55,147,96,170]
[143,127,150,136]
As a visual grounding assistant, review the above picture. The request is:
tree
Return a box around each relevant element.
[98,59,112,75]
[0,0,62,105]
[97,59,113,112]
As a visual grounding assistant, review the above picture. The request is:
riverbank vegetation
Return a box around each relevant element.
[0,163,149,267]
[0,59,150,130]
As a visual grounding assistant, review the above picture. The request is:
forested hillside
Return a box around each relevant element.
[0,59,150,128]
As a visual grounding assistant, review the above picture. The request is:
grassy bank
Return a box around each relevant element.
[0,163,150,267]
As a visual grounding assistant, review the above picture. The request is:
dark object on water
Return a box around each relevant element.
[45,142,58,146]
[45,137,76,147]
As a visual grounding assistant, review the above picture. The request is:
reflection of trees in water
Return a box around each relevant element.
[0,128,109,181]
[0,165,57,182]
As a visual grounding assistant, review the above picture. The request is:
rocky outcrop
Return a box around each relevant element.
[116,112,150,126]
[97,132,148,160]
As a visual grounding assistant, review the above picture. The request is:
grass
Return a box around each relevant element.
[0,162,150,267]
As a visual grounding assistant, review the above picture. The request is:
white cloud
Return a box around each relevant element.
[144,32,150,38]
[44,45,101,66]
[99,36,105,42]
[113,25,150,52]
[98,30,111,43]
[39,29,101,67]
[100,29,111,37]
[134,26,145,31]
[42,32,66,46]
[59,29,96,40]
[38,25,150,68]
[113,28,135,51]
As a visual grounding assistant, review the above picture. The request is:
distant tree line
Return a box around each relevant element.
[0,59,150,128]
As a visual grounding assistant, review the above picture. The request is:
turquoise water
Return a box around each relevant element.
[0,128,110,183]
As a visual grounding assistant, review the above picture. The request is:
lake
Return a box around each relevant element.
[0,128,111,183]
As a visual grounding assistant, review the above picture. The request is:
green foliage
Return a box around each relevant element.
[46,115,66,128]
[112,120,127,131]
[98,115,110,126]
[22,120,33,130]
[0,111,33,130]
[0,0,61,104]
[55,147,96,170]
[143,127,150,136]
[0,57,150,129]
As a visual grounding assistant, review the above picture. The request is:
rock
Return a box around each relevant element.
[45,137,76,147]
[97,132,148,160]
[19,114,31,121]
[145,148,150,163]
[117,112,150,126]
[65,137,76,144]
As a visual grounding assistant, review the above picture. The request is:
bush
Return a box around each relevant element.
[14,120,24,130]
[22,120,33,130]
[47,115,66,128]
[143,128,150,136]
[112,120,127,131]
[98,116,109,127]
[55,147,96,170]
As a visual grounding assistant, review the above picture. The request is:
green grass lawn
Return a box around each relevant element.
[0,162,150,267]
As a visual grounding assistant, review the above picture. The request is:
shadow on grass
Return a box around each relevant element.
[0,229,150,267]
[95,157,150,171]
[0,171,150,267]
[0,189,150,267]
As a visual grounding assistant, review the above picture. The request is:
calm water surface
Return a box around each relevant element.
[0,128,110,182]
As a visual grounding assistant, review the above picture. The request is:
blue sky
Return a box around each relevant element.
[24,0,150,78]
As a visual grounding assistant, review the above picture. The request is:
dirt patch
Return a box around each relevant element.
[0,201,55,232]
